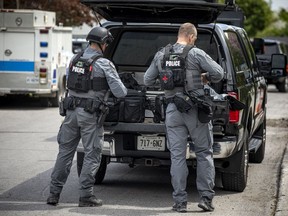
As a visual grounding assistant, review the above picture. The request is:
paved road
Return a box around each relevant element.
[0,86,287,216]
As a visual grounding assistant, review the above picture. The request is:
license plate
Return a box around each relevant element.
[137,136,165,151]
[26,77,39,84]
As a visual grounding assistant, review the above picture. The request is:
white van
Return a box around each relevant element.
[0,9,73,106]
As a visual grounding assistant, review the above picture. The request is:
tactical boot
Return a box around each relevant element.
[46,193,60,206]
[79,195,103,207]
[172,202,187,213]
[198,197,214,212]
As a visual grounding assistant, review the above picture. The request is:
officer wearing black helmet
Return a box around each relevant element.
[47,27,127,207]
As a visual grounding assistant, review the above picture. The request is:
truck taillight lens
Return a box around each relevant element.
[39,68,47,84]
[228,92,240,123]
[40,29,49,34]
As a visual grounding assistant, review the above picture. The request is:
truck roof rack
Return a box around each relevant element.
[217,1,244,28]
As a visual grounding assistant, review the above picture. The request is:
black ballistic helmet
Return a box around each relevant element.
[86,27,114,45]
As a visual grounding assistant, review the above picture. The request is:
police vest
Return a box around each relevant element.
[67,51,109,92]
[160,44,193,90]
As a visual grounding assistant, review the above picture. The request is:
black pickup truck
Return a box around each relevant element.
[252,38,288,92]
[77,0,287,192]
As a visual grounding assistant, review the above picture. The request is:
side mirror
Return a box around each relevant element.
[252,38,265,55]
[271,54,287,77]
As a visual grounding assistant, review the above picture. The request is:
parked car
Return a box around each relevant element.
[252,38,288,92]
[77,0,287,192]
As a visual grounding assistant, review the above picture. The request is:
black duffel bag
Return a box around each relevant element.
[105,89,147,123]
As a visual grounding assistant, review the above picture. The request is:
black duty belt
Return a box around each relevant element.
[74,97,88,108]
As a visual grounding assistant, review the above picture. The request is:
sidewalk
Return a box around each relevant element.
[275,142,288,216]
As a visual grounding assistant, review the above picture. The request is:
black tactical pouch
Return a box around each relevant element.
[63,96,76,110]
[153,94,167,123]
[105,90,147,123]
[173,95,193,113]
[227,95,246,111]
[59,97,66,116]
[84,98,101,114]
[197,96,213,123]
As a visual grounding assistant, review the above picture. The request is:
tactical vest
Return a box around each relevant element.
[160,44,193,90]
[67,51,109,92]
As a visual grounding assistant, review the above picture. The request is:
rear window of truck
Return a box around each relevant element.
[112,30,219,67]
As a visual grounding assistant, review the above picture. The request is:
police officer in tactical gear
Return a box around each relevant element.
[47,27,127,207]
[144,23,224,212]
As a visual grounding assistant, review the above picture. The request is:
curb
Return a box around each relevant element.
[275,142,288,216]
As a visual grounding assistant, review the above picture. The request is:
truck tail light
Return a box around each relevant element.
[228,92,240,123]
[286,64,288,74]
[39,68,47,84]
[40,29,49,34]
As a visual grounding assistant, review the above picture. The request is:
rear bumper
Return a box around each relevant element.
[265,76,286,84]
[77,132,238,161]
[0,88,57,96]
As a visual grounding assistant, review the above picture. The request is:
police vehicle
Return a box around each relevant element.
[77,0,287,192]
[0,9,73,106]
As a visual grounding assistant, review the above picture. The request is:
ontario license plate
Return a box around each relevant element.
[137,136,165,151]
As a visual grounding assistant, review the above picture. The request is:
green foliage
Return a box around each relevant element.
[256,8,288,37]
[236,0,273,37]
[219,0,288,37]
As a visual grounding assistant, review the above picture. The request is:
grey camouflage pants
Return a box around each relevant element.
[165,103,215,203]
[49,107,103,198]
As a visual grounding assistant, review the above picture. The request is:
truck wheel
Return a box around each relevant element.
[221,137,249,192]
[249,117,266,163]
[77,152,107,184]
[40,98,50,107]
[50,91,60,107]
[277,79,286,92]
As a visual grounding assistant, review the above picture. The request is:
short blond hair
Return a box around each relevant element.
[178,23,197,37]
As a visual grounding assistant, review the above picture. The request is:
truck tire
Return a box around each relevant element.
[221,137,249,192]
[40,98,50,107]
[77,152,107,184]
[50,91,61,107]
[277,79,286,92]
[249,116,266,163]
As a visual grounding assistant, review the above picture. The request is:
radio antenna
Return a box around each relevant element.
[93,10,102,27]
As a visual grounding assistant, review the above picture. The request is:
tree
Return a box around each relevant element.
[235,0,274,37]
[278,9,288,36]
[218,0,274,37]
[3,0,96,26]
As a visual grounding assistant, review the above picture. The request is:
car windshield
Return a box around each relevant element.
[264,43,280,55]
